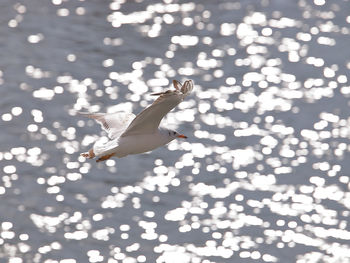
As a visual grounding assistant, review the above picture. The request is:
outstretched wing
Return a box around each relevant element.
[121,80,193,137]
[78,111,136,140]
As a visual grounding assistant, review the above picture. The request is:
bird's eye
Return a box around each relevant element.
[173,131,176,135]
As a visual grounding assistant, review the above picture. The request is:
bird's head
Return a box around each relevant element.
[164,129,187,141]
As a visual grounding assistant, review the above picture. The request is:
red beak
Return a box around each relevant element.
[177,134,187,139]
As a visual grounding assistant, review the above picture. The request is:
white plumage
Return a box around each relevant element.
[78,111,135,140]
[79,79,193,162]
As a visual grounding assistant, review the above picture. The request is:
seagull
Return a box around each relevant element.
[79,80,194,162]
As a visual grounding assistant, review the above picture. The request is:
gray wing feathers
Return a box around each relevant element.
[121,93,182,136]
[120,80,193,137]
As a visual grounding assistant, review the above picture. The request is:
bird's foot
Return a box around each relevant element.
[96,153,115,162]
[81,149,95,159]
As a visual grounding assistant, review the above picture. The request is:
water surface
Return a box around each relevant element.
[1,0,350,262]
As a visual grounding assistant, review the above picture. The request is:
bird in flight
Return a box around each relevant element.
[80,79,194,162]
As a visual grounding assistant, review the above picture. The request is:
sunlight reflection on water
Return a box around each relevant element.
[1,0,350,262]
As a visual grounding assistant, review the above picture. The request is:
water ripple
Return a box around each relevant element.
[1,0,350,262]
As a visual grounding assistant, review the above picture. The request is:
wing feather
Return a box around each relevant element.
[121,80,193,137]
[78,111,136,140]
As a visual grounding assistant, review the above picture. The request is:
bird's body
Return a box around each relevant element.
[79,80,193,162]
[95,130,174,158]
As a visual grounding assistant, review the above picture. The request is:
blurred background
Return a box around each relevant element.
[1,0,350,262]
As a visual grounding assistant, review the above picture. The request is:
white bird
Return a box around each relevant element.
[80,79,194,162]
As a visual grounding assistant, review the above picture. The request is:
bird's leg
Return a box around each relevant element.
[81,148,95,159]
[96,153,115,162]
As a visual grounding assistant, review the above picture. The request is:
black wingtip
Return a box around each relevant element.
[173,79,182,90]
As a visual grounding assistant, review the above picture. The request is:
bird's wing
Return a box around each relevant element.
[78,111,136,140]
[121,80,193,137]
